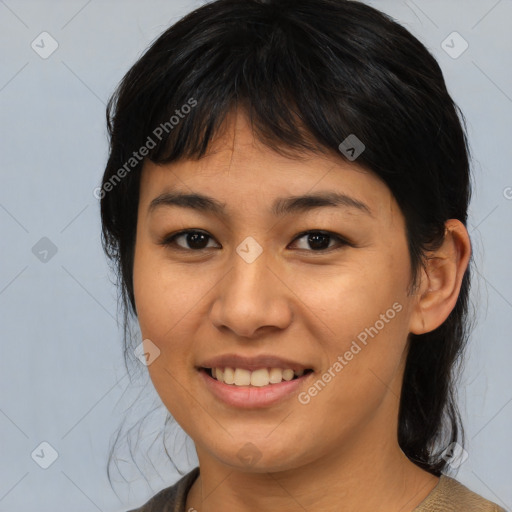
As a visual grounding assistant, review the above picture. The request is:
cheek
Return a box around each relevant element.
[132,242,218,381]
[290,253,410,343]
[132,245,197,416]
[133,246,163,337]
[292,251,412,403]
[133,242,192,338]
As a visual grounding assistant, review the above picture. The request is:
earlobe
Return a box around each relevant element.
[409,220,471,335]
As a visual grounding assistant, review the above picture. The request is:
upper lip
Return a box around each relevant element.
[198,354,313,372]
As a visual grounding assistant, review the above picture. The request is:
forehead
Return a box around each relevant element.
[139,110,397,221]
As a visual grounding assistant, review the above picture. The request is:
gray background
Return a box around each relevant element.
[0,0,511,510]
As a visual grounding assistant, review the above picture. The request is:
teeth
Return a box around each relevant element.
[251,368,269,387]
[269,368,284,384]
[223,367,234,384]
[234,368,251,386]
[209,367,308,386]
[282,369,294,381]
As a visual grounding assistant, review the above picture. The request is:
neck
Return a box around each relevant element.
[186,422,439,512]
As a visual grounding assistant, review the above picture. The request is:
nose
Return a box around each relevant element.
[208,251,293,339]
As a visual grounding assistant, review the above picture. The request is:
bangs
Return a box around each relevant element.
[105,2,407,170]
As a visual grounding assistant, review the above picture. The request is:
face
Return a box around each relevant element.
[133,111,421,473]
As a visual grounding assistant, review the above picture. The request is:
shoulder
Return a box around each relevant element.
[126,467,199,512]
[414,474,507,512]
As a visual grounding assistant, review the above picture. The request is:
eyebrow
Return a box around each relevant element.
[148,190,373,217]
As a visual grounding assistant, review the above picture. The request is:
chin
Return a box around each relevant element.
[206,438,313,474]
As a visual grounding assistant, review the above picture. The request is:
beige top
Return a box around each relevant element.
[412,473,507,511]
[127,466,508,511]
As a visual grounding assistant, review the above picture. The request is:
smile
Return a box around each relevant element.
[199,367,314,408]
[205,367,313,386]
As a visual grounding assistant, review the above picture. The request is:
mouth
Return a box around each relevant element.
[198,366,315,408]
[196,354,316,407]
[200,367,314,387]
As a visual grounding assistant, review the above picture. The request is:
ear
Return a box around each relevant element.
[409,219,471,335]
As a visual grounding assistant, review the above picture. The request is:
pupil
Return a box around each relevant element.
[185,233,331,250]
[308,233,330,250]
[188,232,208,249]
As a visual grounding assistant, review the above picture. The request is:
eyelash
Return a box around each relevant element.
[159,229,352,253]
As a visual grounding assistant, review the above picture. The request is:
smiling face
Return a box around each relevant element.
[132,110,422,474]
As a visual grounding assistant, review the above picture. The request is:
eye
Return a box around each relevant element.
[161,230,220,251]
[160,229,351,253]
[289,230,351,252]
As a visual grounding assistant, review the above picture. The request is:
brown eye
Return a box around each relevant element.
[161,230,220,250]
[160,229,351,253]
[289,230,350,252]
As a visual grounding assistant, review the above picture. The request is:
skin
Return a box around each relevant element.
[132,110,471,512]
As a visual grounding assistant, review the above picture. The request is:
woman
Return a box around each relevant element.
[99,0,507,510]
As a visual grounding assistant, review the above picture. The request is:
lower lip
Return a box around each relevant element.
[199,369,313,408]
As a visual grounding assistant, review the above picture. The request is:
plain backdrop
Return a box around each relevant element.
[0,1,511,510]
